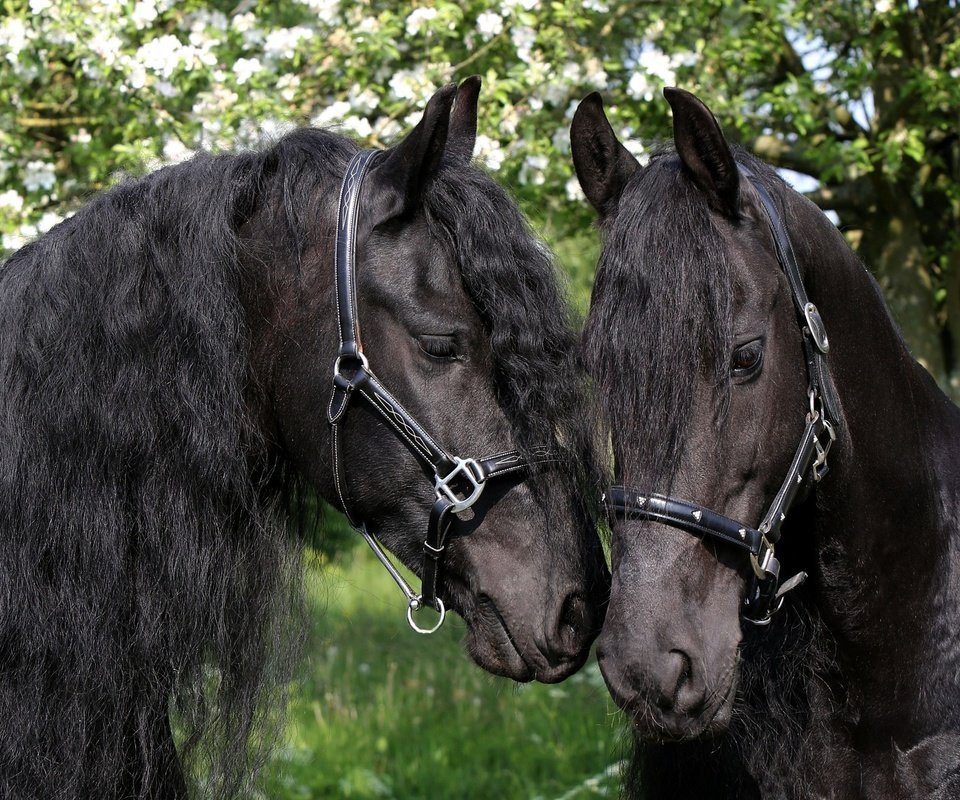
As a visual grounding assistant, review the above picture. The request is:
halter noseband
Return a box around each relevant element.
[327,150,552,634]
[604,162,839,625]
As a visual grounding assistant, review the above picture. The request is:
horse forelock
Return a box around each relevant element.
[583,146,734,492]
[424,163,604,520]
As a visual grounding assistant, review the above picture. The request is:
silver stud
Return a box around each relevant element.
[780,512,786,522]
[797,473,803,484]
[739,528,747,539]
[692,510,703,521]
[637,496,647,506]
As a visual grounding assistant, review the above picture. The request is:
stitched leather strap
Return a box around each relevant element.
[604,488,764,555]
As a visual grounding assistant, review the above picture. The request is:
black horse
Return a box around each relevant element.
[573,88,960,798]
[0,79,608,799]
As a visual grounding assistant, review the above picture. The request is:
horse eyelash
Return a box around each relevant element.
[416,334,461,360]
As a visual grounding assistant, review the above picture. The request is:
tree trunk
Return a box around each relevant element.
[851,191,947,386]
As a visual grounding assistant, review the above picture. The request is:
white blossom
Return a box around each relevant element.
[474,134,506,171]
[135,35,189,78]
[351,87,379,114]
[510,25,536,63]
[584,57,608,89]
[29,0,53,13]
[0,189,24,213]
[582,0,609,11]
[388,65,432,102]
[232,13,257,33]
[519,153,549,185]
[132,0,158,30]
[89,32,123,66]
[342,116,373,139]
[263,26,313,61]
[627,72,654,101]
[875,0,892,12]
[357,16,379,35]
[501,0,539,11]
[552,125,571,154]
[406,7,438,36]
[477,11,504,40]
[294,0,340,26]
[565,176,585,202]
[36,211,62,234]
[312,100,352,127]
[162,137,193,164]
[374,117,403,141]
[233,57,263,85]
[23,161,56,192]
[0,18,29,63]
[277,73,300,101]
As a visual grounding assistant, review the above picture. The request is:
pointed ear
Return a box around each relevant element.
[571,93,640,218]
[447,76,480,162]
[663,87,740,217]
[364,83,457,226]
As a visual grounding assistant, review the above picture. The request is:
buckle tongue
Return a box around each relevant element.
[435,457,485,513]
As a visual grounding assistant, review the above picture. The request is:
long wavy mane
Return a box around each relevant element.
[0,125,598,798]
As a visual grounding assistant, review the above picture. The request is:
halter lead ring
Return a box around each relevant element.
[326,150,550,633]
[605,162,841,625]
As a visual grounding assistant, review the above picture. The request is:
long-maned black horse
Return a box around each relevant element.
[573,88,960,799]
[0,78,608,799]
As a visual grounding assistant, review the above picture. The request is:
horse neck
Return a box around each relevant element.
[798,202,960,735]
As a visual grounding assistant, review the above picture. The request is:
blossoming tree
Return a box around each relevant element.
[1,0,957,389]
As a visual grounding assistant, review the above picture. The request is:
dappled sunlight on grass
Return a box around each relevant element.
[263,549,625,799]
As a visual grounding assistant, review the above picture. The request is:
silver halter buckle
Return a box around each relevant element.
[435,457,486,513]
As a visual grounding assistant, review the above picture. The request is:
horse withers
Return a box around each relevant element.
[0,78,608,799]
[573,88,960,798]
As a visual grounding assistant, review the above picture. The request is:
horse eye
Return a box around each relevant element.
[417,334,460,361]
[731,339,764,378]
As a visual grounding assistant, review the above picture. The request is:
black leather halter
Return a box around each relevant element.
[326,149,551,633]
[604,162,839,625]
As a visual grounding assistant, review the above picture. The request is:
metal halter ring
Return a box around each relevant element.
[435,457,486,513]
[333,351,370,380]
[406,596,446,635]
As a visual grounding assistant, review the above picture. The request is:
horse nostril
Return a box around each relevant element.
[549,592,593,660]
[656,648,708,716]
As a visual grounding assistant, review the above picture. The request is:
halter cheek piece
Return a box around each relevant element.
[327,150,552,634]
[604,162,839,625]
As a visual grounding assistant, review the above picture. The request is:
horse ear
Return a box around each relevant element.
[571,93,640,218]
[365,82,457,225]
[664,87,740,217]
[447,75,480,163]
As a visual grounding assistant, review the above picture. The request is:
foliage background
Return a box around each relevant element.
[1,0,957,795]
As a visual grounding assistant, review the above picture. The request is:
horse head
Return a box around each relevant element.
[256,79,609,683]
[574,89,819,739]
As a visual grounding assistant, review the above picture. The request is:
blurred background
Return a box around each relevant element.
[1,0,957,796]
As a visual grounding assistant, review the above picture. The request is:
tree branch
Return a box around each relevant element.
[804,178,875,213]
[744,134,820,176]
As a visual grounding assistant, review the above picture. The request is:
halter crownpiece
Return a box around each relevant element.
[604,162,839,625]
[327,149,553,634]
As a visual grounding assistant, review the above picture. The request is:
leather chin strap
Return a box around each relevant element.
[326,149,552,634]
[604,163,838,625]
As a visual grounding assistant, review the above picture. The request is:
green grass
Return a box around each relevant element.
[262,547,626,799]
